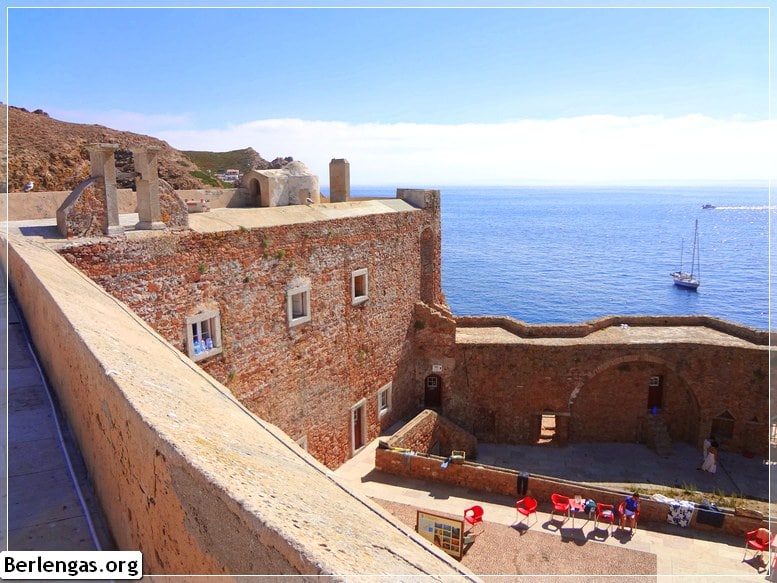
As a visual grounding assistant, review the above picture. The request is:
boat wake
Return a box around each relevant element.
[710,206,776,211]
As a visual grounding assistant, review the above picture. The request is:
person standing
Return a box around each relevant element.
[701,441,718,474]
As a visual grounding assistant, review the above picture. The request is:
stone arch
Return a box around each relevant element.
[567,354,701,445]
[246,177,262,207]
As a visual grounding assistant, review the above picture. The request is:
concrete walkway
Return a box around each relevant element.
[335,436,774,582]
[3,269,114,552]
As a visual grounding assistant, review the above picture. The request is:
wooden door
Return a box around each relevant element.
[352,404,364,451]
[647,376,663,410]
[424,374,442,408]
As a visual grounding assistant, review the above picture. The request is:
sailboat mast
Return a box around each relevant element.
[689,219,699,277]
[693,219,700,280]
[678,238,685,271]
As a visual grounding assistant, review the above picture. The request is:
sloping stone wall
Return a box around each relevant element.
[385,409,478,458]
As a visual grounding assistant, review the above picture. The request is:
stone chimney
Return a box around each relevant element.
[329,159,350,203]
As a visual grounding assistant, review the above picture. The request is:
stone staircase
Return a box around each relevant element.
[645,414,674,456]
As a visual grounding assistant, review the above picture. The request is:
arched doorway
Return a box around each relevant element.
[247,178,262,207]
[424,374,442,408]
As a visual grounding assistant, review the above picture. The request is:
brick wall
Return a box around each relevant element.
[60,199,443,469]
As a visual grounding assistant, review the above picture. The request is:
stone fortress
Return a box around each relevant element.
[2,144,771,577]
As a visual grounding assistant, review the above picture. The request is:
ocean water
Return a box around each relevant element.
[345,185,771,330]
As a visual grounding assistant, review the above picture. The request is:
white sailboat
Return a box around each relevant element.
[671,219,700,290]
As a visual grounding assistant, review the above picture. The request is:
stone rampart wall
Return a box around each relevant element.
[374,448,767,538]
[2,234,475,580]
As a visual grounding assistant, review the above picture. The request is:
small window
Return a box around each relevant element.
[711,411,735,440]
[185,310,223,362]
[648,376,661,387]
[351,268,369,305]
[287,284,311,326]
[378,383,392,417]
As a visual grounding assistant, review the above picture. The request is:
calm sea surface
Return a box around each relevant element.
[344,185,771,330]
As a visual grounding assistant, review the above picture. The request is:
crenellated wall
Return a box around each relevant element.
[2,233,476,580]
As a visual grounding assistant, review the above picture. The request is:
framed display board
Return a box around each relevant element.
[416,510,464,559]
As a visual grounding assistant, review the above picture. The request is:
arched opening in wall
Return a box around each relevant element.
[419,227,436,304]
[536,410,557,445]
[247,178,262,207]
[424,374,442,409]
[711,410,735,444]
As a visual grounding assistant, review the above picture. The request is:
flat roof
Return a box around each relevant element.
[456,325,763,348]
[2,199,419,245]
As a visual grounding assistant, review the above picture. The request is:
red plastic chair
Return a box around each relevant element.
[594,502,615,533]
[464,505,484,533]
[550,493,570,522]
[515,497,538,527]
[744,528,774,561]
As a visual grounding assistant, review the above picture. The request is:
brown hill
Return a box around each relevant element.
[6,105,282,193]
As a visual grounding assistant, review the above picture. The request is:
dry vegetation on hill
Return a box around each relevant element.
[5,105,287,193]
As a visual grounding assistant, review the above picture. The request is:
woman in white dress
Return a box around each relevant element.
[701,443,717,473]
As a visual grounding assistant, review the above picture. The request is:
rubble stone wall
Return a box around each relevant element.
[60,202,444,469]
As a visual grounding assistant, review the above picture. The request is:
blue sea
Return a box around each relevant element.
[339,185,772,331]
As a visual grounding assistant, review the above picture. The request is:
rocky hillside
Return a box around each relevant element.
[6,105,285,193]
[183,148,293,178]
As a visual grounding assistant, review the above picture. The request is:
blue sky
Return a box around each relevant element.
[5,1,774,186]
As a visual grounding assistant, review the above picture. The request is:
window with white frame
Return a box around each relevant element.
[185,310,223,362]
[377,382,392,417]
[287,284,311,327]
[351,268,369,305]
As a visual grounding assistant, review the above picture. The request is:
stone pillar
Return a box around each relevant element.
[329,158,350,202]
[88,143,123,236]
[131,146,165,230]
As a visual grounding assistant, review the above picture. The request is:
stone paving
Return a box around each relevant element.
[3,268,114,552]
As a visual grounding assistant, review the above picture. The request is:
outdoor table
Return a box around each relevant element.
[569,498,586,528]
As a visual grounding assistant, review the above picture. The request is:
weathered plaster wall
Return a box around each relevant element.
[60,197,444,469]
[2,234,476,580]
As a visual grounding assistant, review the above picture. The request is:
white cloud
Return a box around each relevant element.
[155,115,774,186]
[48,108,193,136]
